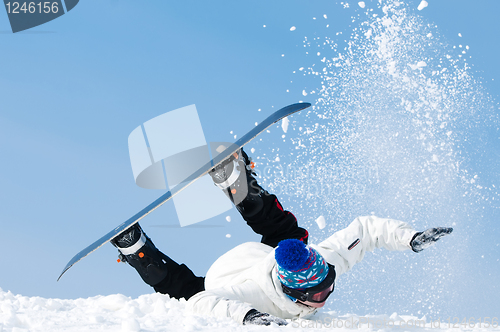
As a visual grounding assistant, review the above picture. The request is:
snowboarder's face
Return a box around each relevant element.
[282,265,336,308]
[297,282,334,308]
[299,299,327,308]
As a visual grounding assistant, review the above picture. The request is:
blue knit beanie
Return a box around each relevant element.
[275,239,329,290]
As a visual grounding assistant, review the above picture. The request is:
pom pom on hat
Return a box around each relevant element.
[275,239,310,271]
[275,239,329,290]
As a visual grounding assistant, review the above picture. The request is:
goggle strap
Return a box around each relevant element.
[280,263,336,303]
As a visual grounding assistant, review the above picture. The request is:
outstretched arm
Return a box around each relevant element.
[313,216,452,276]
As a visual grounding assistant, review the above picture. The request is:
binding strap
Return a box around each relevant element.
[214,160,241,190]
[117,232,147,256]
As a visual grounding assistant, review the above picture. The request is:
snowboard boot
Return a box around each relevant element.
[111,223,170,287]
[210,147,308,248]
[209,147,265,219]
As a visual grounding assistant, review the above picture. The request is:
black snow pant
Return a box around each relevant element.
[152,185,308,300]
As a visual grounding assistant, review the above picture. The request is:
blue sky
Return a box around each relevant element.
[1,0,499,319]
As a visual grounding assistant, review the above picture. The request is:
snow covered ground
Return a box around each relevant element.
[1,288,499,332]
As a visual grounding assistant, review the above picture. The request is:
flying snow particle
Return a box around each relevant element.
[358,1,366,8]
[226,234,231,238]
[263,25,266,28]
[323,14,328,19]
[251,148,255,153]
[275,156,280,162]
[417,0,428,10]
[316,216,326,229]
[409,61,427,70]
[458,33,462,37]
[282,117,290,133]
[302,90,308,96]
[290,26,296,31]
[226,216,231,222]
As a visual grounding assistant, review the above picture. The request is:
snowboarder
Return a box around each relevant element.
[111,148,453,326]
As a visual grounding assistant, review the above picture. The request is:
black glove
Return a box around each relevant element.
[411,227,453,252]
[243,309,288,326]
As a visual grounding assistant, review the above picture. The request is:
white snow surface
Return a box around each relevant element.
[2,288,498,332]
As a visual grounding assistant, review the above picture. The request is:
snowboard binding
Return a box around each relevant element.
[209,148,257,207]
[111,223,169,286]
[209,147,266,219]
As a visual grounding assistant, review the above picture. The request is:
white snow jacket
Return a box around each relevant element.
[186,216,417,324]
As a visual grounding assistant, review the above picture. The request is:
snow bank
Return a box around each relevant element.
[0,288,241,332]
[1,288,499,332]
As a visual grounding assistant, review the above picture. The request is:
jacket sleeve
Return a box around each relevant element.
[313,216,417,276]
[186,280,263,324]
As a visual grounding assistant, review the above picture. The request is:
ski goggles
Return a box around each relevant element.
[281,264,336,303]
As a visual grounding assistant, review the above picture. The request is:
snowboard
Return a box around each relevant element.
[58,102,311,280]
